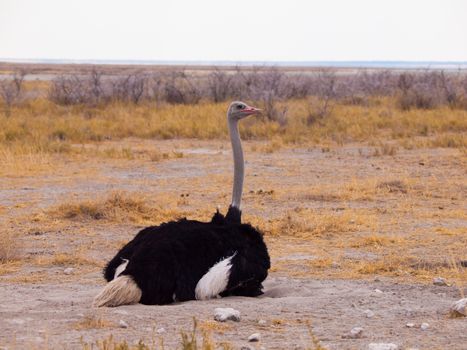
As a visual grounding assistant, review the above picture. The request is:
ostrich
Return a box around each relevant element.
[93,101,270,307]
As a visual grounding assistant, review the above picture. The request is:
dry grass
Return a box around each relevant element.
[0,261,22,276]
[0,229,20,263]
[49,191,182,225]
[1,97,465,164]
[299,178,411,203]
[80,335,151,350]
[198,320,232,335]
[35,252,101,267]
[372,143,398,156]
[350,234,407,248]
[78,319,233,350]
[262,207,377,238]
[73,315,114,330]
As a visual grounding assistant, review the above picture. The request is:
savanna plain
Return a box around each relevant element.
[0,63,466,350]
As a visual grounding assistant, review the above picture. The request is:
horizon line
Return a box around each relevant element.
[1,57,467,69]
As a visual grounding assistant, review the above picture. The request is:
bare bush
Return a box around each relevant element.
[49,69,149,105]
[257,91,288,126]
[110,73,147,104]
[307,70,337,125]
[42,67,467,111]
[207,69,234,102]
[162,71,202,104]
[87,68,104,104]
[395,71,466,110]
[48,75,87,105]
[0,70,26,115]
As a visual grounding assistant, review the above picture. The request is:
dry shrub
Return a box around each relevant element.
[80,335,152,350]
[3,66,466,112]
[303,179,379,202]
[376,180,408,193]
[0,70,26,116]
[306,70,338,125]
[0,230,20,263]
[430,134,467,148]
[355,254,412,275]
[73,315,114,330]
[350,234,407,248]
[267,208,373,238]
[396,71,467,111]
[372,143,398,156]
[51,191,179,224]
[35,252,100,267]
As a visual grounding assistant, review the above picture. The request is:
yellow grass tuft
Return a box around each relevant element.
[73,315,114,330]
[35,252,101,267]
[49,191,182,224]
[0,230,20,263]
[198,320,232,334]
[264,208,376,238]
[350,234,407,248]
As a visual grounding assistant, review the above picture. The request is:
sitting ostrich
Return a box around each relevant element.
[93,101,270,307]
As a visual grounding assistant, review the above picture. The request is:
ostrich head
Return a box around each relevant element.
[228,101,261,120]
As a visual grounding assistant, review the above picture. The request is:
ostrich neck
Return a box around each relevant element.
[228,117,244,209]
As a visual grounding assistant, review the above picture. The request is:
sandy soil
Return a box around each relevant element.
[1,277,465,350]
[0,140,466,349]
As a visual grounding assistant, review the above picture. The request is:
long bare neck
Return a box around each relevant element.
[228,116,244,209]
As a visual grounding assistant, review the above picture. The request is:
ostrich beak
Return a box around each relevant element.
[242,106,261,116]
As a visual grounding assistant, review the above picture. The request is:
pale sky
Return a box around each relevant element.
[1,0,466,62]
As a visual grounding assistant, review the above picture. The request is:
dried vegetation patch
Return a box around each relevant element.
[0,229,21,263]
[73,315,114,330]
[49,191,183,225]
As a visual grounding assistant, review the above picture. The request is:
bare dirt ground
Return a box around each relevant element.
[1,140,466,349]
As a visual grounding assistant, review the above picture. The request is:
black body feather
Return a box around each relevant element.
[103,207,270,305]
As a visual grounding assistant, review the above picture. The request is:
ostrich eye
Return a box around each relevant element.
[237,105,244,110]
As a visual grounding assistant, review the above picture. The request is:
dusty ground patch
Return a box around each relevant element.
[0,140,466,349]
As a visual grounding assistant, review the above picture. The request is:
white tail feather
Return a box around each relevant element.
[93,275,142,307]
[114,259,129,280]
[195,254,235,300]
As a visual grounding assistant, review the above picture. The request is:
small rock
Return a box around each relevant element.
[420,322,429,331]
[214,307,240,322]
[240,347,254,350]
[258,319,267,325]
[64,267,74,275]
[350,327,363,338]
[343,327,363,339]
[374,289,383,294]
[450,298,467,316]
[248,333,261,342]
[368,343,398,350]
[156,327,166,334]
[118,320,129,328]
[374,277,381,282]
[363,309,375,318]
[405,322,415,328]
[433,277,448,286]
